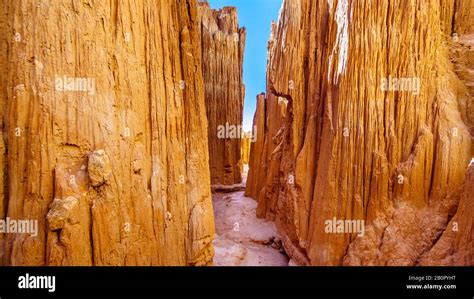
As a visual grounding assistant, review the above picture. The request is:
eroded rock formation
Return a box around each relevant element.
[246,0,473,265]
[0,0,7,264]
[418,162,474,265]
[240,133,251,166]
[0,0,214,266]
[198,2,246,185]
[451,31,474,135]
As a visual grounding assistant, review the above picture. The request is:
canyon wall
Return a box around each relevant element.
[198,2,246,185]
[240,133,251,166]
[246,0,473,265]
[0,4,5,265]
[418,162,473,265]
[0,0,215,266]
[453,0,474,35]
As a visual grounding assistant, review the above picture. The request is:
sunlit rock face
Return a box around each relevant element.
[0,0,215,266]
[246,0,473,266]
[198,2,246,186]
[240,134,251,166]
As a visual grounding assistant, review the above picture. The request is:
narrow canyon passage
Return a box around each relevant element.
[212,168,288,266]
[0,0,471,268]
[199,2,288,266]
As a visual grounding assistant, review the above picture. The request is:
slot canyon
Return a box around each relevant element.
[0,0,472,267]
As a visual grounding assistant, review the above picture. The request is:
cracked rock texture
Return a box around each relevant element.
[0,0,215,266]
[198,2,246,185]
[246,0,473,265]
[418,162,474,265]
[0,0,6,266]
[87,150,112,187]
[240,133,251,166]
[451,33,474,135]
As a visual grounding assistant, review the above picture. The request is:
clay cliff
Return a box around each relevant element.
[1,0,471,268]
[418,162,474,265]
[246,0,473,265]
[0,0,215,266]
[198,2,246,185]
[240,133,251,166]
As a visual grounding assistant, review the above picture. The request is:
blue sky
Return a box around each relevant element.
[208,0,283,131]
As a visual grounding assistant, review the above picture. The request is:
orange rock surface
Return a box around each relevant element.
[240,133,251,166]
[198,2,246,185]
[0,0,214,266]
[246,0,473,266]
[418,162,474,265]
[0,0,472,268]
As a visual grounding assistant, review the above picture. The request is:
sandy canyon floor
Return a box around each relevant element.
[212,190,289,266]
